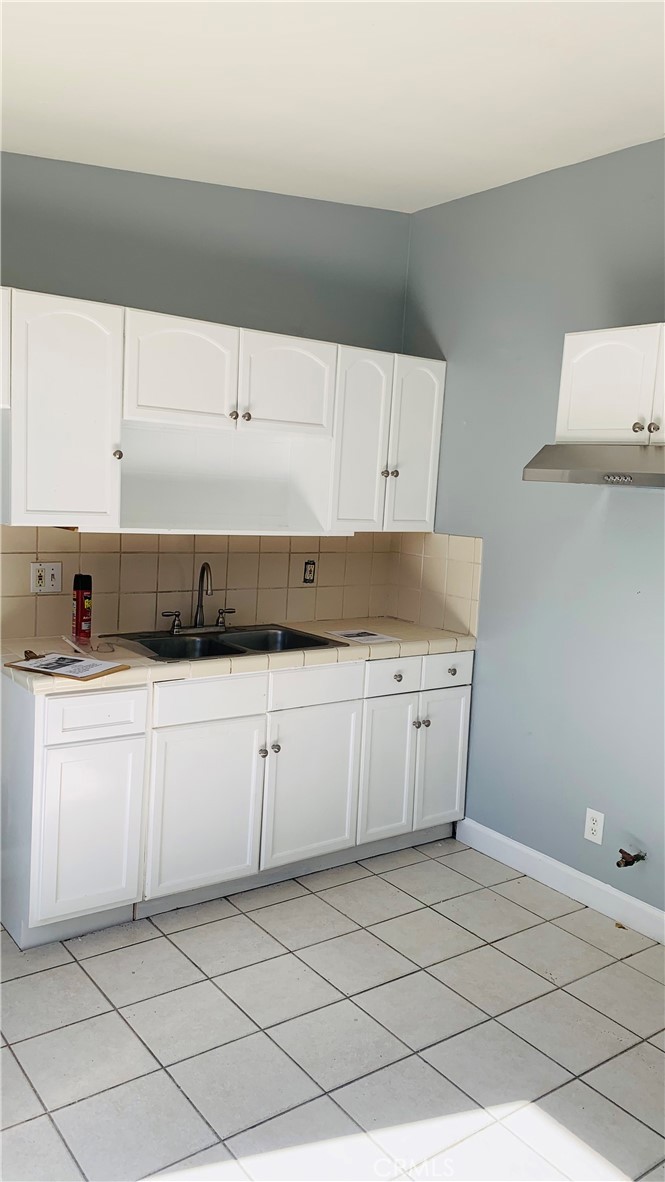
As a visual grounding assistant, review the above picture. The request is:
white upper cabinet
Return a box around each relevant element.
[1,288,10,409]
[332,347,393,531]
[238,330,337,434]
[10,291,123,527]
[555,325,662,444]
[124,309,239,428]
[651,326,664,444]
[384,355,446,531]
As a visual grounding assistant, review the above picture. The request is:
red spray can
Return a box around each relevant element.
[72,574,93,645]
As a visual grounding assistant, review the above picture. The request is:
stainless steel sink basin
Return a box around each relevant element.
[104,624,342,662]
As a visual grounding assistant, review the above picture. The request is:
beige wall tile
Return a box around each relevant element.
[118,593,157,632]
[227,552,259,590]
[346,533,373,552]
[229,536,260,552]
[384,585,399,616]
[121,534,159,552]
[345,553,372,585]
[419,590,445,630]
[225,588,258,625]
[448,535,476,562]
[372,534,392,552]
[286,588,316,621]
[81,553,120,594]
[37,528,80,553]
[369,585,387,616]
[159,534,195,553]
[315,586,344,620]
[318,553,346,587]
[158,553,195,592]
[1,526,37,553]
[80,534,120,552]
[397,587,421,623]
[389,534,402,552]
[472,564,482,601]
[446,560,474,600]
[371,553,391,584]
[474,537,483,563]
[257,588,287,622]
[36,594,72,636]
[422,557,446,595]
[92,594,120,635]
[194,553,228,590]
[120,553,159,594]
[342,585,370,617]
[290,537,321,553]
[400,532,425,556]
[397,553,422,589]
[443,595,471,634]
[258,553,289,588]
[424,532,448,559]
[2,553,33,597]
[1,595,36,638]
[469,600,479,637]
[260,536,290,552]
[157,591,195,625]
[195,535,229,553]
[320,536,347,552]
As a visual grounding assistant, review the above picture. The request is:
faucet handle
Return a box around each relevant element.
[215,608,236,627]
[161,610,182,634]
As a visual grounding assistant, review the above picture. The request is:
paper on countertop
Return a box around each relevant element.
[4,653,130,681]
[326,629,400,644]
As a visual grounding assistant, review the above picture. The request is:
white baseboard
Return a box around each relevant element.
[456,818,665,944]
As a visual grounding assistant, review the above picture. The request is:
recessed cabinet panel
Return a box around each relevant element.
[261,699,361,868]
[11,291,123,527]
[413,686,470,829]
[385,355,445,531]
[33,737,145,924]
[239,330,337,434]
[146,715,266,897]
[124,309,239,428]
[332,347,393,530]
[555,326,661,444]
[357,693,419,843]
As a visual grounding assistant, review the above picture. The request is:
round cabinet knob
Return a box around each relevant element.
[422,719,431,727]
[632,422,645,433]
[648,422,660,433]
[229,410,239,421]
[258,748,268,759]
[393,672,403,682]
[113,449,123,459]
[381,469,390,478]
[390,469,400,477]
[271,742,281,753]
[242,411,252,422]
[413,720,422,729]
[448,667,458,676]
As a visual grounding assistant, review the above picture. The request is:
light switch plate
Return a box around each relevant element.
[30,562,62,594]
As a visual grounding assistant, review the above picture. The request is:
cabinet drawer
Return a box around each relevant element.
[364,656,422,698]
[45,690,147,746]
[421,651,474,690]
[153,673,268,727]
[269,662,365,711]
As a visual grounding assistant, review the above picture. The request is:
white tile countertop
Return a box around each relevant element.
[1,617,476,695]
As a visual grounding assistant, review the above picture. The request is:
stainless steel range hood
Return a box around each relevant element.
[523,443,665,488]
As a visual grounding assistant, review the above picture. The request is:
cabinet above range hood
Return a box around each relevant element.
[523,323,664,490]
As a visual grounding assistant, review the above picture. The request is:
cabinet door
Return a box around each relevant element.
[649,326,664,445]
[384,355,446,531]
[261,699,361,869]
[413,686,470,829]
[145,715,266,898]
[555,325,661,444]
[33,737,144,924]
[239,330,337,434]
[1,288,10,409]
[331,347,392,531]
[11,291,123,527]
[357,693,418,844]
[124,309,239,428]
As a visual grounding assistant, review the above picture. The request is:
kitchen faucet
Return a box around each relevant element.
[193,562,213,627]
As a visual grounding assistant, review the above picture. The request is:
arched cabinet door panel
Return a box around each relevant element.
[239,329,337,434]
[384,355,446,532]
[555,325,661,443]
[331,347,393,531]
[11,291,123,527]
[124,309,239,428]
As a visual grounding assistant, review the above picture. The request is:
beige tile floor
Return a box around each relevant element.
[1,840,664,1182]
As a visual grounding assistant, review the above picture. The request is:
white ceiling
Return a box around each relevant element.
[2,2,663,212]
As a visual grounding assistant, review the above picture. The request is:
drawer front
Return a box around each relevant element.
[364,656,422,698]
[45,690,147,746]
[421,650,474,690]
[269,662,365,712]
[154,673,268,727]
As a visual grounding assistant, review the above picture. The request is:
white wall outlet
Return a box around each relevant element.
[30,562,62,594]
[584,807,605,845]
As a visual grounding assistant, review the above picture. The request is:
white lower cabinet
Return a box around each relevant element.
[357,692,419,843]
[261,699,362,869]
[145,715,266,898]
[414,686,470,828]
[34,737,145,924]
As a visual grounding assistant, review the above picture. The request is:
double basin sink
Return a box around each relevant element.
[107,625,341,663]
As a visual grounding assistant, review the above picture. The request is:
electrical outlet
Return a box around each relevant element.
[30,562,62,594]
[584,807,605,845]
[303,559,316,584]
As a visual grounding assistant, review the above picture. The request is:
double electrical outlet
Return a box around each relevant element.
[584,807,605,845]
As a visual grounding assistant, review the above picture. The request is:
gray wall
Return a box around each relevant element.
[404,140,665,909]
[0,154,409,351]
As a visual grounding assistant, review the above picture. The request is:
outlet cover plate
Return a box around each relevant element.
[584,807,605,845]
[30,562,62,594]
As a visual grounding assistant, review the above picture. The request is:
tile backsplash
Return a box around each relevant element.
[0,527,482,639]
